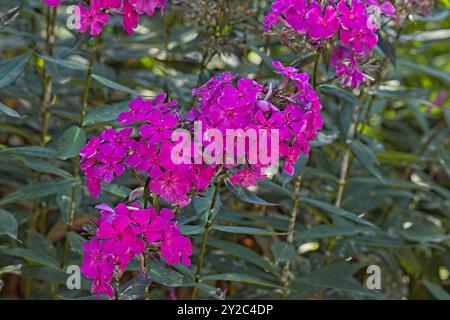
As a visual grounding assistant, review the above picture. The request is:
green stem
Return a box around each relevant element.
[61,40,97,268]
[312,49,321,89]
[40,6,57,146]
[334,105,360,208]
[191,179,222,299]
[30,6,57,233]
[280,174,302,299]
[143,177,151,209]
[79,40,97,127]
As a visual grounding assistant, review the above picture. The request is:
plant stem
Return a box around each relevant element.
[61,40,97,267]
[191,179,222,299]
[143,177,151,209]
[313,49,321,89]
[335,105,360,208]
[280,174,302,299]
[79,40,97,127]
[30,7,57,232]
[40,6,57,146]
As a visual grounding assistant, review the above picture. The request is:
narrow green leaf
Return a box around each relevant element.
[0,50,33,88]
[348,140,385,182]
[66,232,86,255]
[436,147,450,177]
[207,238,280,276]
[423,280,450,300]
[398,59,450,84]
[84,101,129,126]
[400,225,449,243]
[56,186,82,224]
[57,126,87,160]
[16,156,72,179]
[225,180,277,206]
[212,225,283,236]
[0,179,80,206]
[0,209,18,240]
[147,261,186,287]
[377,31,396,66]
[271,242,296,263]
[0,247,58,269]
[0,146,57,158]
[300,198,378,229]
[92,74,139,96]
[201,273,281,289]
[0,101,20,117]
[295,225,369,240]
[38,54,88,71]
[318,85,361,106]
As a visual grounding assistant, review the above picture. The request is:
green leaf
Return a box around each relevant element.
[400,225,449,243]
[57,126,87,160]
[257,180,293,203]
[225,180,277,206]
[271,242,296,263]
[377,31,396,66]
[422,280,450,300]
[348,140,384,182]
[212,225,283,236]
[16,156,72,179]
[0,146,57,159]
[436,146,450,177]
[26,229,56,259]
[0,246,58,269]
[0,179,80,206]
[0,101,20,117]
[354,235,407,248]
[179,224,204,235]
[66,232,86,255]
[21,266,90,291]
[295,225,369,241]
[0,209,18,240]
[0,50,33,88]
[147,261,188,287]
[398,59,450,84]
[101,183,132,198]
[92,74,139,96]
[300,198,378,229]
[56,186,82,224]
[38,54,88,71]
[84,101,129,126]
[207,238,280,276]
[201,273,281,289]
[318,85,361,106]
[294,262,386,299]
[193,283,225,300]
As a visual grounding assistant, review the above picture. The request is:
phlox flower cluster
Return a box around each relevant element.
[264,0,396,88]
[79,92,213,207]
[43,0,168,35]
[81,203,192,298]
[80,63,322,207]
[189,61,323,180]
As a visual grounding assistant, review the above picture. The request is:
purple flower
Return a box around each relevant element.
[76,0,109,36]
[337,0,368,30]
[140,110,177,143]
[306,5,339,40]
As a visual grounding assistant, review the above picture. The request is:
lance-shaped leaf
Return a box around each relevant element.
[0,50,33,88]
